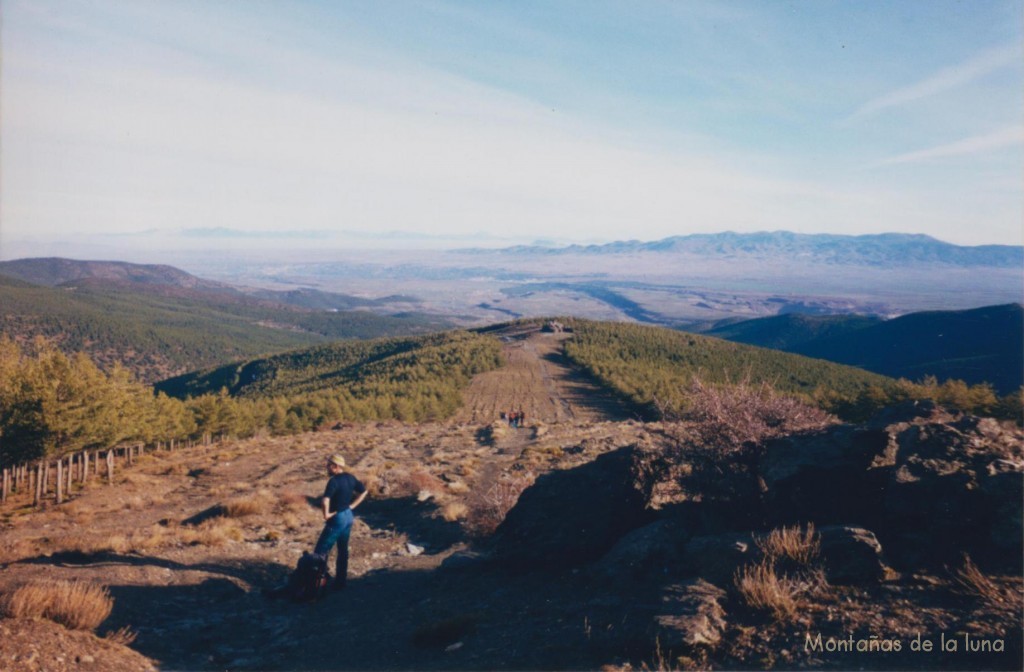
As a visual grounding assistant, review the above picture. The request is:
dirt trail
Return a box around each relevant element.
[454,329,634,425]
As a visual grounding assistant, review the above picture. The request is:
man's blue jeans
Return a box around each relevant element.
[314,509,353,586]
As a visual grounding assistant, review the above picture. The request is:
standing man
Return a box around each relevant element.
[315,454,367,591]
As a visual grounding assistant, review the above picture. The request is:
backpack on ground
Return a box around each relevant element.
[288,552,331,602]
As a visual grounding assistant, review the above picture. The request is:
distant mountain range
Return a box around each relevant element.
[466,232,1023,268]
[705,303,1023,394]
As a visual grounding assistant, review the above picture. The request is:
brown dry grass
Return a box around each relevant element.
[278,491,312,513]
[440,501,469,522]
[756,524,820,568]
[1,580,113,630]
[105,625,139,646]
[952,555,1007,609]
[734,563,810,622]
[222,495,268,518]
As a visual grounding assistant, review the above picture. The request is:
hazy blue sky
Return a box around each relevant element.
[2,0,1022,256]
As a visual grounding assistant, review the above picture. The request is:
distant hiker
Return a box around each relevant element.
[315,454,367,591]
[519,409,526,426]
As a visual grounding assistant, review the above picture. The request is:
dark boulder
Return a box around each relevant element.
[590,519,689,581]
[817,525,892,584]
[493,444,659,571]
[651,580,728,650]
[759,425,894,526]
[681,532,759,587]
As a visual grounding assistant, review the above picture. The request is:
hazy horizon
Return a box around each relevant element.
[2,0,1022,260]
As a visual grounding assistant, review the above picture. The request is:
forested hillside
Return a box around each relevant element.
[0,274,451,383]
[706,304,1023,395]
[704,313,883,350]
[561,319,890,416]
[560,319,1019,421]
[157,329,504,403]
[794,303,1023,394]
[0,330,503,468]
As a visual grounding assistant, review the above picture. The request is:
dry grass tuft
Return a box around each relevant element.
[1,580,113,630]
[105,625,138,646]
[440,501,468,522]
[222,495,268,518]
[734,563,804,622]
[756,524,820,568]
[181,517,245,546]
[952,555,1006,609]
[278,491,312,513]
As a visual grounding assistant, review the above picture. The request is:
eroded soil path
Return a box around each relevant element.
[454,329,634,425]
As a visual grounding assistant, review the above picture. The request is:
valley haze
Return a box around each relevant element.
[122,231,1024,328]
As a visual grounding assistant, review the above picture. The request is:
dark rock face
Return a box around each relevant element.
[681,532,759,587]
[760,406,1023,570]
[590,519,689,581]
[493,445,658,570]
[817,526,891,584]
[651,580,728,650]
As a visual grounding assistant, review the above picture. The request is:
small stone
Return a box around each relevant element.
[79,655,96,664]
[406,543,425,556]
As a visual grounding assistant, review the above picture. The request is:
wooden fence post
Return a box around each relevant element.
[83,451,89,483]
[34,463,42,507]
[2,468,9,504]
[42,461,50,495]
[56,458,64,505]
[65,456,73,496]
[106,450,114,484]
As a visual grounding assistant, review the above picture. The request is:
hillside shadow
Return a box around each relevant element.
[358,495,465,552]
[18,550,289,586]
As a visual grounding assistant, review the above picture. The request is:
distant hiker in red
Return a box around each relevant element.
[314,454,367,591]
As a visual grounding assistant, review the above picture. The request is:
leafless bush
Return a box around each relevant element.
[1,580,113,630]
[464,471,535,537]
[668,377,834,451]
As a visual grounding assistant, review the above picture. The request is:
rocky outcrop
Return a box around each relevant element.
[760,403,1023,570]
[493,444,660,570]
[681,532,759,586]
[651,580,728,650]
[590,519,689,580]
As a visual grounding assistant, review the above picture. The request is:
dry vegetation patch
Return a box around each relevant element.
[1,580,113,631]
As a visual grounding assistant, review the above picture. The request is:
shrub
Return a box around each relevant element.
[1,580,113,630]
[464,471,535,537]
[670,377,834,451]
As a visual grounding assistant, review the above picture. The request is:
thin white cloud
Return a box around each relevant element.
[847,44,1020,122]
[874,126,1024,166]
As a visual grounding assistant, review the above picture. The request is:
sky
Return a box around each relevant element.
[1,0,1022,259]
